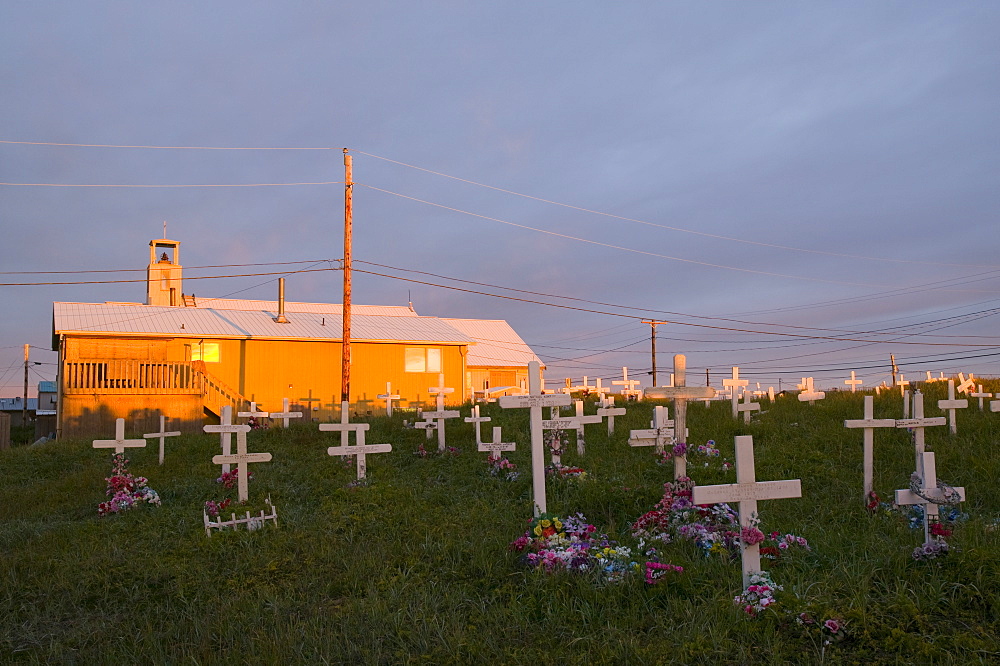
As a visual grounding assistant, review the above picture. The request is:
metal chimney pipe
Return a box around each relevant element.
[274,278,289,323]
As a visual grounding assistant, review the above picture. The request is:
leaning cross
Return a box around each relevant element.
[499,361,572,516]
[844,371,863,393]
[956,373,976,395]
[644,354,716,476]
[425,373,460,452]
[479,426,515,461]
[211,425,267,503]
[143,415,181,465]
[204,405,241,474]
[797,377,825,405]
[692,435,802,587]
[723,367,749,419]
[464,404,492,446]
[895,451,965,543]
[844,395,896,505]
[936,379,968,435]
[377,382,401,417]
[895,390,946,473]
[271,398,303,428]
[320,401,391,481]
[93,418,148,455]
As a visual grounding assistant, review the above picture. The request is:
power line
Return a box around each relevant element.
[0,139,337,150]
[0,267,340,286]
[0,259,334,275]
[0,181,342,188]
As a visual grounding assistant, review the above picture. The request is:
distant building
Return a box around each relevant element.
[51,237,543,437]
[0,397,38,427]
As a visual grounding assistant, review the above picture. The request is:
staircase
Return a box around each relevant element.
[192,361,251,418]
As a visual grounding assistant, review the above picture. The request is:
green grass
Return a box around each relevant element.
[2,382,1000,664]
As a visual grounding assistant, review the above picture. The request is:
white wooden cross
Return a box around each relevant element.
[573,399,604,456]
[238,402,269,419]
[937,379,968,435]
[844,371,863,393]
[956,372,976,395]
[414,415,437,440]
[211,426,268,503]
[902,389,911,419]
[691,435,802,587]
[271,398,303,428]
[970,385,992,411]
[479,426,515,461]
[596,394,626,435]
[499,361,572,516]
[767,386,775,402]
[425,373,461,452]
[844,395,897,505]
[93,418,148,455]
[204,405,242,474]
[593,378,611,399]
[377,382,401,417]
[320,401,391,481]
[895,390,946,472]
[540,413,581,464]
[644,355,715,477]
[738,390,761,424]
[896,374,910,396]
[797,377,825,405]
[464,404,491,446]
[143,415,181,465]
[612,366,642,399]
[723,367,749,419]
[628,405,675,454]
[895,451,965,543]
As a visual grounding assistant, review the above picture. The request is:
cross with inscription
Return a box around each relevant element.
[93,418,147,455]
[895,451,965,543]
[844,371,863,393]
[211,425,268,503]
[377,382,401,417]
[271,398,303,428]
[143,414,181,465]
[499,361,572,516]
[692,435,802,587]
[204,405,239,474]
[479,426,515,461]
[895,390,946,473]
[844,395,896,505]
[320,401,391,481]
[937,379,968,435]
[425,373,461,452]
[723,367,749,419]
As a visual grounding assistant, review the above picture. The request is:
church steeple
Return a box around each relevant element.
[146,238,183,306]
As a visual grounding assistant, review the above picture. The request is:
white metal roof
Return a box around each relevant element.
[440,318,543,368]
[54,302,470,344]
[182,298,418,316]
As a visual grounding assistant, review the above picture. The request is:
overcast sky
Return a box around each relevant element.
[2,2,999,395]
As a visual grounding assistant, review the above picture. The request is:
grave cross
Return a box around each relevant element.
[93,418,148,455]
[896,374,910,396]
[479,426,515,461]
[238,402,269,419]
[936,380,968,435]
[737,390,761,424]
[902,389,911,419]
[644,355,716,476]
[204,405,242,474]
[894,451,965,543]
[211,425,267,503]
[895,390,946,472]
[596,394,626,435]
[956,373,976,395]
[970,385,992,411]
[377,382,401,417]
[593,378,611,399]
[844,395,896,505]
[464,405,492,446]
[573,400,604,456]
[844,371,863,393]
[612,367,642,400]
[692,436,802,587]
[425,373,461,452]
[723,367,749,418]
[499,361,572,516]
[540,414,581,465]
[143,414,181,465]
[271,398,303,428]
[320,401,391,481]
[797,377,825,405]
[628,405,676,456]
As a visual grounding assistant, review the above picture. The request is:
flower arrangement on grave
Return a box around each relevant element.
[246,416,268,430]
[544,429,568,458]
[643,561,684,585]
[792,613,848,655]
[217,469,253,489]
[203,496,277,534]
[545,463,588,480]
[414,442,461,458]
[734,571,782,616]
[487,456,520,481]
[97,453,161,516]
[204,498,232,517]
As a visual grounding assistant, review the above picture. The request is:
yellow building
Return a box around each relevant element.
[52,238,541,437]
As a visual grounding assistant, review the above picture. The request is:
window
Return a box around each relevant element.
[191,342,220,363]
[404,347,442,373]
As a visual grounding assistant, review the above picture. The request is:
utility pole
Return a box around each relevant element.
[889,354,898,387]
[23,344,29,426]
[342,149,353,405]
[642,320,668,387]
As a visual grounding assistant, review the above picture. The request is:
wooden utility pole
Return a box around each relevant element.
[342,149,353,404]
[642,320,668,387]
[22,344,29,426]
[890,354,898,387]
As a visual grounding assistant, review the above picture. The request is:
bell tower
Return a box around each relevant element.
[146,238,183,306]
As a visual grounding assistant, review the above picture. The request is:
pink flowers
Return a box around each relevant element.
[644,561,683,585]
[741,526,765,546]
[823,619,841,634]
[97,453,160,516]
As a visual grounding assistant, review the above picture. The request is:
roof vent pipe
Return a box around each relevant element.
[274,278,289,323]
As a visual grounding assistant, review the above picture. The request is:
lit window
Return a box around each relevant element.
[426,348,441,373]
[191,342,220,363]
[405,347,442,373]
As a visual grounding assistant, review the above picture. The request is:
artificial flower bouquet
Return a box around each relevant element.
[97,453,161,516]
[487,456,520,481]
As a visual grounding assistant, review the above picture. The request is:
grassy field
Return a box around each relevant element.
[2,381,999,664]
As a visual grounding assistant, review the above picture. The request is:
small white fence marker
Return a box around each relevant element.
[692,435,802,588]
[93,418,147,455]
[499,361,572,516]
[143,415,181,465]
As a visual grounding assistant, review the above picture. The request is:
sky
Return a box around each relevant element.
[2,2,1000,396]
